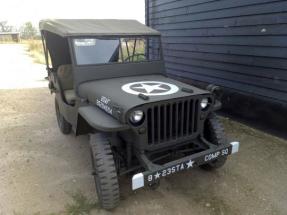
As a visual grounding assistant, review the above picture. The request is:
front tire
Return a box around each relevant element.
[90,133,120,209]
[200,113,227,170]
[55,98,71,134]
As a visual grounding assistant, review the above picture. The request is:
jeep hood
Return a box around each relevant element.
[78,74,210,122]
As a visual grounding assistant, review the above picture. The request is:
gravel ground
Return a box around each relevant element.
[0,44,286,215]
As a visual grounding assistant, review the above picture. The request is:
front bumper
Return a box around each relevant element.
[132,141,239,190]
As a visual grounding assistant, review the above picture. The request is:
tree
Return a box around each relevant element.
[0,21,13,32]
[20,22,37,39]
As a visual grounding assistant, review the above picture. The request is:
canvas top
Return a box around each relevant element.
[39,19,161,37]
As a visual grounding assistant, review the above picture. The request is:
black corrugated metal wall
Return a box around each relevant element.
[146,0,287,105]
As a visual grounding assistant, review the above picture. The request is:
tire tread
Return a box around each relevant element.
[90,133,119,209]
[201,113,227,170]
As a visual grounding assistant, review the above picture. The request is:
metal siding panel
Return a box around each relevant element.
[152,13,287,30]
[150,0,281,19]
[150,1,287,24]
[167,68,287,103]
[164,56,287,81]
[162,36,287,47]
[159,24,287,37]
[166,63,287,93]
[163,43,287,59]
[147,0,287,104]
[163,49,287,70]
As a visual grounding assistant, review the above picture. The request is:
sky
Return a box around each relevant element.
[1,0,145,29]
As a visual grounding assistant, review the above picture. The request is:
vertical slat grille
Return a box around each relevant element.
[147,98,199,145]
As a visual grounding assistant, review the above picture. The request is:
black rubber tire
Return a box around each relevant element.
[90,133,120,210]
[55,98,72,135]
[200,113,227,170]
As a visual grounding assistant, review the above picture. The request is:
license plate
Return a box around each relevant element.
[146,159,195,182]
[146,146,230,182]
[132,142,239,190]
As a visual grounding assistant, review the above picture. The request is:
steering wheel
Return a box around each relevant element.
[124,53,146,62]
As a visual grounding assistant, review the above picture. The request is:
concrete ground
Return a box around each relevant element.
[0,44,287,215]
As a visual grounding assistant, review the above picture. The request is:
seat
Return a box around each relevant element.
[64,89,76,104]
[57,64,76,104]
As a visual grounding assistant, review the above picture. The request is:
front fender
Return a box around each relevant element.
[78,106,130,132]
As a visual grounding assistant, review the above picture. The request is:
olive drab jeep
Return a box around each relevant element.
[39,19,239,209]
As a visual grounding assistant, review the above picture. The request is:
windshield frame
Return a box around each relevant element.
[69,35,163,67]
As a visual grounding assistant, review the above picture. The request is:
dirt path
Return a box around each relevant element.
[0,44,46,89]
[0,44,286,215]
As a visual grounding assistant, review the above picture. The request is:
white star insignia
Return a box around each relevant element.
[132,83,168,94]
[154,172,161,179]
[186,160,195,169]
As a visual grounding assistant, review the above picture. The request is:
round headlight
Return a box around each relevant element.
[200,98,209,110]
[129,110,144,125]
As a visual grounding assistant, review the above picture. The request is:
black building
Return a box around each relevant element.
[146,0,287,135]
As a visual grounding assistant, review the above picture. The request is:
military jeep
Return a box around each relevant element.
[39,19,239,209]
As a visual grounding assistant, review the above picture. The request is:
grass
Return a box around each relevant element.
[22,38,147,65]
[64,191,100,215]
[13,191,99,215]
[17,38,146,65]
[0,36,20,43]
[23,39,46,64]
[0,40,19,44]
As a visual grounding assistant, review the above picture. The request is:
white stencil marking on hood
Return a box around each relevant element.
[122,81,179,96]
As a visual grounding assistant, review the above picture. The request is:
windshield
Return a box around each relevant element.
[73,37,161,65]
